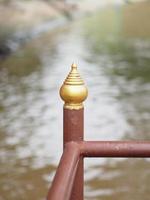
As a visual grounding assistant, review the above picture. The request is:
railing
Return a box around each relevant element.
[47,63,150,200]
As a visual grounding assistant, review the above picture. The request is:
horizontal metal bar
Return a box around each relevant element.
[47,142,80,200]
[47,141,150,199]
[79,141,150,157]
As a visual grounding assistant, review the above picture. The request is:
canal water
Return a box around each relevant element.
[0,2,150,200]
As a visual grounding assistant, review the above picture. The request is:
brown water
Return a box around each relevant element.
[0,2,150,200]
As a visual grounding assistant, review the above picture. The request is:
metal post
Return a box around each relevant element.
[60,63,88,200]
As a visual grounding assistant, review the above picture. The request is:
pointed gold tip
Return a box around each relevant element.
[71,63,77,69]
[64,63,84,86]
[60,63,88,110]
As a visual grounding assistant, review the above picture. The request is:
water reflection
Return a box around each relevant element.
[83,2,150,141]
[83,2,150,199]
[85,158,150,200]
[0,2,150,200]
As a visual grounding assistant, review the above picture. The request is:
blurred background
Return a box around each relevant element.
[0,0,150,199]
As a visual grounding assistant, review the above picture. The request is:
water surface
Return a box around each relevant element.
[0,2,150,200]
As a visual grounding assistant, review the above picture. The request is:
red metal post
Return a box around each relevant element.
[63,108,84,200]
[60,63,88,200]
[63,108,84,146]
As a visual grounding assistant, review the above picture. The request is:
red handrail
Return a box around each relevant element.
[47,141,150,200]
[47,142,80,200]
[47,64,150,200]
[80,141,150,157]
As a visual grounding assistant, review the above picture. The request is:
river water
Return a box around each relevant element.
[0,2,150,200]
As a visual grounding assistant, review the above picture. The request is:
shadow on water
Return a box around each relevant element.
[0,1,150,200]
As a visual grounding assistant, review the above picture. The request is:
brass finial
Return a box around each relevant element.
[60,63,88,109]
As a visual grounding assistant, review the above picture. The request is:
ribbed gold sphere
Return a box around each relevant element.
[60,63,88,109]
